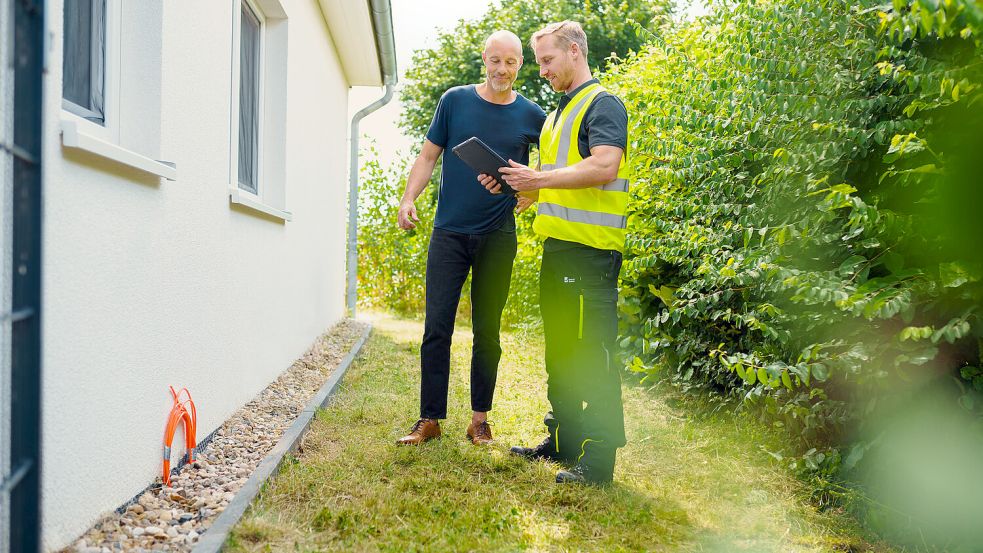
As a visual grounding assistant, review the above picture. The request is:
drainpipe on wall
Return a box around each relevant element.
[347,0,397,318]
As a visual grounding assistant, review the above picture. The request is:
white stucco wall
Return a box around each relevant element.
[40,0,352,548]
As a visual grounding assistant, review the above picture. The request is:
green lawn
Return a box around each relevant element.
[228,313,891,552]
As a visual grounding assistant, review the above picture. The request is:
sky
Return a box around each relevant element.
[348,0,708,169]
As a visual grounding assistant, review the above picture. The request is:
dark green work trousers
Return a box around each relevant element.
[540,238,627,463]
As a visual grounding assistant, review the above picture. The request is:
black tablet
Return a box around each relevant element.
[451,137,517,195]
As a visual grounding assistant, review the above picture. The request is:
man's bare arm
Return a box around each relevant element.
[398,139,444,229]
[487,145,624,194]
[535,145,622,190]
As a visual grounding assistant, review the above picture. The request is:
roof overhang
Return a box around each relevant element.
[317,0,397,87]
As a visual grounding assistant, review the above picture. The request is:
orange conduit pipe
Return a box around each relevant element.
[162,386,197,486]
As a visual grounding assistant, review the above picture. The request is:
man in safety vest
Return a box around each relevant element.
[396,31,546,447]
[479,21,629,484]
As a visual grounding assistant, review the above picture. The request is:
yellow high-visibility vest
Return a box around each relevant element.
[534,82,630,253]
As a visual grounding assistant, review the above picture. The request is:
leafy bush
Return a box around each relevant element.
[357,152,434,316]
[611,0,983,517]
[399,0,672,139]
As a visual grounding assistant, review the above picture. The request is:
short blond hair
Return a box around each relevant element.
[530,20,588,57]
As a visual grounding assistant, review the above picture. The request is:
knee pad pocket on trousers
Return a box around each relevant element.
[580,287,619,344]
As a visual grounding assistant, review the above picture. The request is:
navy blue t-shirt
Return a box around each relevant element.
[426,85,546,234]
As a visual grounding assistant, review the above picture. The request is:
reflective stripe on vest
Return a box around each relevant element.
[534,83,630,252]
[538,202,627,229]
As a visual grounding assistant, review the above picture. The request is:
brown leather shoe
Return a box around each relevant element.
[466,420,494,445]
[396,418,441,445]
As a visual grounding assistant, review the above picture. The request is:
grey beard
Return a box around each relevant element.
[489,78,513,93]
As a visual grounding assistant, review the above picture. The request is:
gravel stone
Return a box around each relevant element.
[68,320,366,551]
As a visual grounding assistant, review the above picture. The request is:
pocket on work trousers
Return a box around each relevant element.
[578,287,619,346]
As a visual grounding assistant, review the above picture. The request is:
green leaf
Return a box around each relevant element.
[960,366,982,380]
[838,255,867,276]
[883,133,926,163]
[900,326,933,341]
[757,366,769,386]
[842,444,864,470]
[940,262,975,288]
[811,363,829,382]
[906,347,939,366]
[920,7,935,35]
[781,369,793,390]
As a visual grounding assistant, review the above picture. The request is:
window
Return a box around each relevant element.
[238,2,261,194]
[62,0,106,123]
[58,0,174,179]
[229,0,289,221]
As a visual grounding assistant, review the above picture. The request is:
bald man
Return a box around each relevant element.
[396,31,546,446]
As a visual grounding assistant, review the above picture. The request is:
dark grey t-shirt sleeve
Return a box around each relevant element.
[578,93,628,158]
[425,92,451,147]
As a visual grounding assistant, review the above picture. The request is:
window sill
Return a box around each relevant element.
[60,119,177,180]
[229,188,292,221]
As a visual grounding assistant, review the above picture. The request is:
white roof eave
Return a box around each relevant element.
[317,0,385,87]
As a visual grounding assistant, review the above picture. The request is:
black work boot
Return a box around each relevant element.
[556,445,616,485]
[510,412,571,462]
[510,435,559,460]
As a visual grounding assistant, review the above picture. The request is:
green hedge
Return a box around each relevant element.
[357,153,433,316]
[610,0,983,535]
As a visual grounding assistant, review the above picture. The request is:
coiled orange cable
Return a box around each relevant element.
[162,386,197,486]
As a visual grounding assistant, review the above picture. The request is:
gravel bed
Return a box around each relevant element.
[66,319,369,552]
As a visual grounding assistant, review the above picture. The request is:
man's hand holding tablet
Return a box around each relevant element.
[452,137,517,194]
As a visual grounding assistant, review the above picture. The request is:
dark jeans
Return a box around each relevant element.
[540,239,626,460]
[420,223,517,419]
